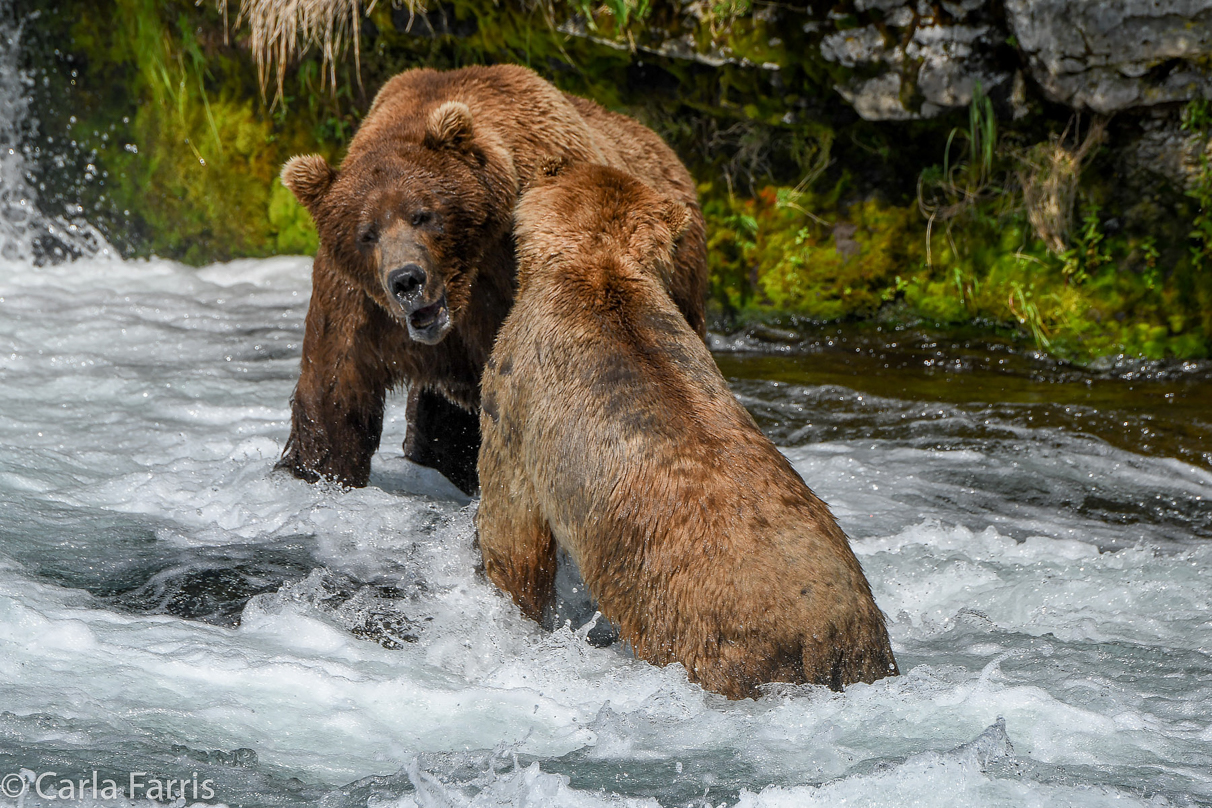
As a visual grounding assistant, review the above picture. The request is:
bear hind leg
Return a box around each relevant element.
[475,467,557,624]
[404,386,482,496]
[801,618,899,691]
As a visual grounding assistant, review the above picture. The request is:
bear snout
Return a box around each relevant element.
[387,264,427,304]
[382,263,452,344]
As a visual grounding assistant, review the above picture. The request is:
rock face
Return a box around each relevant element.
[1005,0,1212,114]
[821,1,1012,121]
[815,0,1212,120]
[1120,110,1212,192]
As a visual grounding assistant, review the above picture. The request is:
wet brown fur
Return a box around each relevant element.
[476,164,897,699]
[278,65,708,491]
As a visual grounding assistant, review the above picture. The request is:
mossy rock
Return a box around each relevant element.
[14,0,1211,361]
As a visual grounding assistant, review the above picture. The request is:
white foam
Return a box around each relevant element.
[0,5,112,265]
[0,250,1209,806]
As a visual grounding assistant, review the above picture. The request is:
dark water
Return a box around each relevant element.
[713,324,1212,473]
[709,326,1212,546]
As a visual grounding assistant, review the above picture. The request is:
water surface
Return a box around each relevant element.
[0,255,1209,808]
[1,12,1210,802]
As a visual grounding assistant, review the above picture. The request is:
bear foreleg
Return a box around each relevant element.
[278,251,399,487]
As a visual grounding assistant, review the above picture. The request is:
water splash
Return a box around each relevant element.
[0,0,110,264]
[0,254,1210,806]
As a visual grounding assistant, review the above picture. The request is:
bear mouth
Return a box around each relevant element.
[406,297,450,343]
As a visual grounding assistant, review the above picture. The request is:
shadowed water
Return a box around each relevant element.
[711,337,1212,547]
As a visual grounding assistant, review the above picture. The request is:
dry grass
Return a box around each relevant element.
[217,0,424,102]
[225,0,758,101]
[702,0,751,36]
[1015,116,1108,254]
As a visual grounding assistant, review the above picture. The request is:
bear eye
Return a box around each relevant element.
[358,225,379,247]
[411,210,431,227]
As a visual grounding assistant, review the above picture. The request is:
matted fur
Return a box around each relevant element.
[277,65,708,493]
[477,164,898,699]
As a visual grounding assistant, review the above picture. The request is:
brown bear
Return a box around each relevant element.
[476,163,898,699]
[278,65,707,494]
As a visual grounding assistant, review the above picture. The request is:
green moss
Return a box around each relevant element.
[750,196,925,318]
[701,154,1211,362]
[268,179,319,254]
[23,0,349,261]
[16,0,1211,361]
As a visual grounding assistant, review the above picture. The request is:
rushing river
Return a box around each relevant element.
[0,252,1210,808]
[2,12,1212,808]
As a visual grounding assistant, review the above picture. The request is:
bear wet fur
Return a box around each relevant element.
[476,164,897,699]
[278,66,708,494]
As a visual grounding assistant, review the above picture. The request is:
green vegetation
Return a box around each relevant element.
[16,0,1211,361]
[1182,98,1212,345]
[21,0,344,261]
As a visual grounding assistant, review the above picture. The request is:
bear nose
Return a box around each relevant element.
[387,264,426,303]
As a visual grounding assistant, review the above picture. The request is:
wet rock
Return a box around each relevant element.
[833,222,862,259]
[836,73,919,121]
[819,24,886,68]
[1119,110,1212,192]
[248,568,425,650]
[811,0,1212,119]
[911,22,1006,111]
[388,0,1212,122]
[746,323,803,344]
[170,745,259,768]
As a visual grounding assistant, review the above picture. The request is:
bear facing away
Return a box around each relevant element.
[277,65,707,495]
[476,164,897,699]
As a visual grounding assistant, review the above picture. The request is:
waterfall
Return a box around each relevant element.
[0,0,109,264]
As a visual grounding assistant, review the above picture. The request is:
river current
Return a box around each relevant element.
[0,250,1209,808]
[1,9,1211,808]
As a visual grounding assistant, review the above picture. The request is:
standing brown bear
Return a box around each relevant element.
[476,163,898,699]
[278,65,707,494]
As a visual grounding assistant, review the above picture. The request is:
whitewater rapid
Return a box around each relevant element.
[0,253,1209,807]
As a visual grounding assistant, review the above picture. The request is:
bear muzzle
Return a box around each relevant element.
[386,264,451,344]
[387,263,427,303]
[406,295,450,344]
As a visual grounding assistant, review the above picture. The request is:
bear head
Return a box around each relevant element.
[514,161,690,287]
[281,101,515,345]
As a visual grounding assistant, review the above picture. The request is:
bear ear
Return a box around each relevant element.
[520,155,568,193]
[658,200,692,241]
[537,155,567,178]
[281,154,336,211]
[424,101,475,152]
